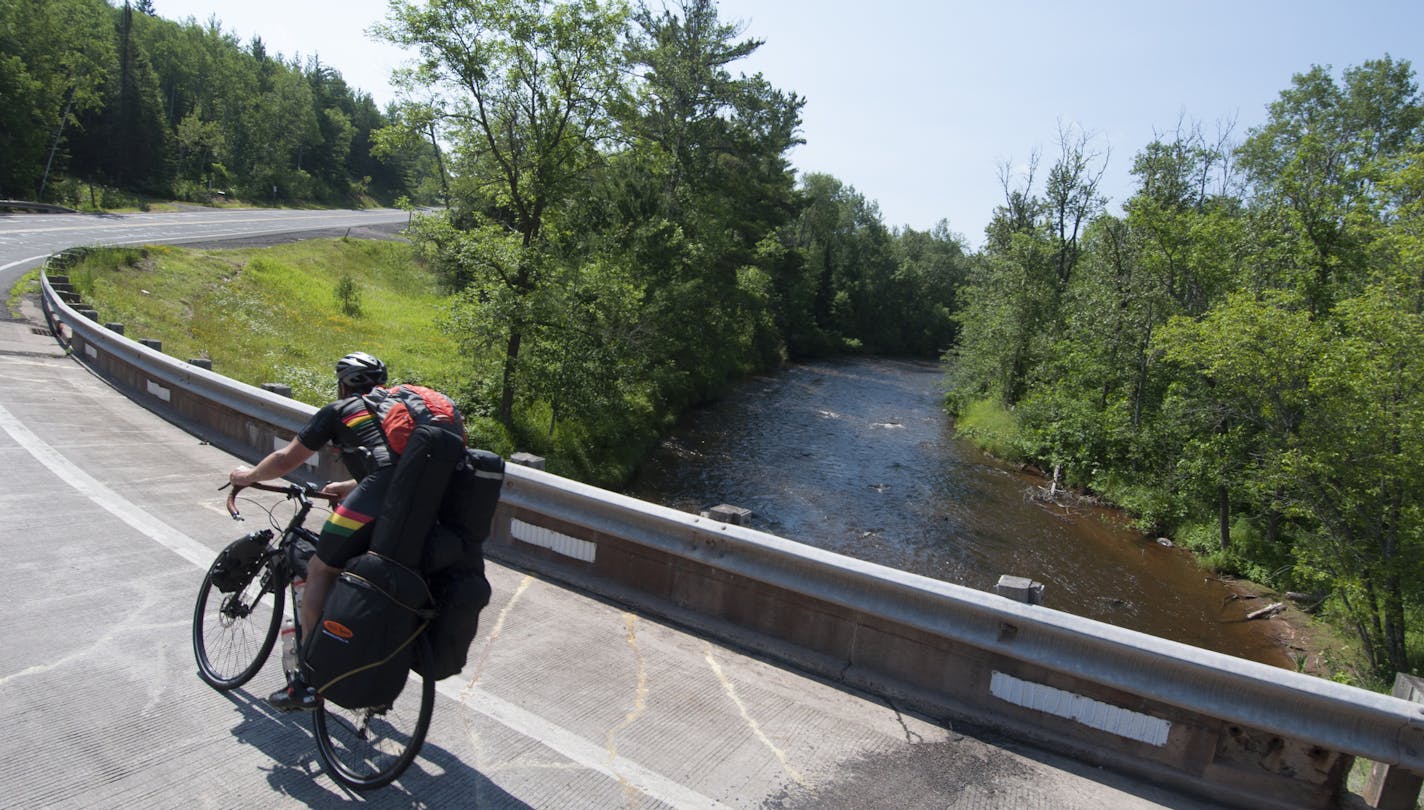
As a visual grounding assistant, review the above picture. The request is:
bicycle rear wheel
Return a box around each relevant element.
[312,642,436,791]
[192,555,284,690]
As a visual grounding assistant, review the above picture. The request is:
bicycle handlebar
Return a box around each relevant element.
[223,480,339,520]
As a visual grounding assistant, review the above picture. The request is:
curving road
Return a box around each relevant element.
[0,209,1216,809]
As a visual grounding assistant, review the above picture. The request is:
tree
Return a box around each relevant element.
[1237,57,1424,312]
[376,0,631,427]
[372,100,450,206]
[616,0,804,399]
[1156,292,1322,555]
[69,2,172,192]
[1282,283,1424,674]
[783,174,961,356]
[948,128,1108,411]
[886,221,966,356]
[0,0,116,199]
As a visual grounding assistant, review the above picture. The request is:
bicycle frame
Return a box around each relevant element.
[225,481,333,665]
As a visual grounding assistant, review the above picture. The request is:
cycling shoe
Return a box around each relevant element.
[268,680,321,712]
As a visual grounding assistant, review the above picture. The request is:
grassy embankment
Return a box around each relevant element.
[52,239,513,451]
[35,237,676,486]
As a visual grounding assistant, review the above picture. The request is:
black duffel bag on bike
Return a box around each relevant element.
[302,551,434,709]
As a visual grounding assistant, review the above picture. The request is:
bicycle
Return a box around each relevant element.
[191,480,436,791]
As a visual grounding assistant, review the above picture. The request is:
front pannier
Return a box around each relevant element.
[209,530,272,593]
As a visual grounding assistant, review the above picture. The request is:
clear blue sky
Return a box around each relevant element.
[153,0,1424,248]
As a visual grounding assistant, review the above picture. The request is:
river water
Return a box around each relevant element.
[627,357,1290,668]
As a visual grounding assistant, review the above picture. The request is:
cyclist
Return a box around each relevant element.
[228,351,403,711]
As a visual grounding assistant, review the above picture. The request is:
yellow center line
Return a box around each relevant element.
[606,613,650,802]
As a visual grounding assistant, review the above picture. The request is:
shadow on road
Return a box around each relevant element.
[218,687,529,808]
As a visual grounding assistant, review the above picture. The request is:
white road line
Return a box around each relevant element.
[2,254,50,273]
[0,400,213,570]
[445,683,728,809]
[0,397,723,808]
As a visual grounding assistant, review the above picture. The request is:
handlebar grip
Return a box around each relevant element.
[224,482,245,520]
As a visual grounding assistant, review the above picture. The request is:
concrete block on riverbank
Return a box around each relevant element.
[996,574,1045,605]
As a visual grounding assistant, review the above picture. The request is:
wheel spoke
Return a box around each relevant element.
[192,558,283,691]
[313,656,434,790]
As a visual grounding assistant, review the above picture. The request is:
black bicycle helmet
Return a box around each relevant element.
[335,351,388,391]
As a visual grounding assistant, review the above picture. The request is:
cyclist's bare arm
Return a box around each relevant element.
[230,436,315,488]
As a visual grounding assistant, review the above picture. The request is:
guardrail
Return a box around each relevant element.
[38,262,1424,810]
[1,199,77,213]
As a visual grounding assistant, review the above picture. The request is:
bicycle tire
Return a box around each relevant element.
[192,555,285,690]
[312,641,436,791]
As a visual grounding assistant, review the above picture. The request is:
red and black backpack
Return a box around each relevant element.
[363,384,466,457]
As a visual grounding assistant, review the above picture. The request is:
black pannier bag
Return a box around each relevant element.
[302,551,434,709]
[415,447,503,680]
[415,562,492,680]
[209,529,272,592]
[439,449,505,551]
[422,448,504,575]
[370,423,467,568]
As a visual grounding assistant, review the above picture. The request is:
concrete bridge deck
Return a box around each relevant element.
[0,301,1220,807]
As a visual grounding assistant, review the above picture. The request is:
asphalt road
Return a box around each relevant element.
[0,208,1222,808]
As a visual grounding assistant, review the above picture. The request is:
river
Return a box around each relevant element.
[627,357,1291,668]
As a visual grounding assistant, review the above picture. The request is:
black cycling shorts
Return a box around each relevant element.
[315,467,394,567]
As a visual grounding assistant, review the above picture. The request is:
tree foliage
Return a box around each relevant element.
[370,0,967,483]
[946,57,1424,678]
[0,0,422,205]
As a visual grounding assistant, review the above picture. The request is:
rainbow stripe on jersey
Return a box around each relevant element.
[341,410,375,430]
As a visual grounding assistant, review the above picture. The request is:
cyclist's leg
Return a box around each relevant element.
[271,471,392,711]
[303,469,393,634]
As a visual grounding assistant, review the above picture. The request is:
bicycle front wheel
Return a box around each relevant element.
[312,643,436,791]
[192,555,284,690]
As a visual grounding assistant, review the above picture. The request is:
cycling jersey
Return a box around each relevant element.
[296,395,395,567]
[297,395,394,481]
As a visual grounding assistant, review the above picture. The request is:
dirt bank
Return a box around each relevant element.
[1215,576,1365,682]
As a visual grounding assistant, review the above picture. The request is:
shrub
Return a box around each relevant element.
[335,274,362,317]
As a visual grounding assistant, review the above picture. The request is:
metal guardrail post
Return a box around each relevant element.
[1364,674,1424,809]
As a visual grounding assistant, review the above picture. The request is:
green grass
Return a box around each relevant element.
[7,269,42,317]
[952,397,1026,461]
[66,240,462,406]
